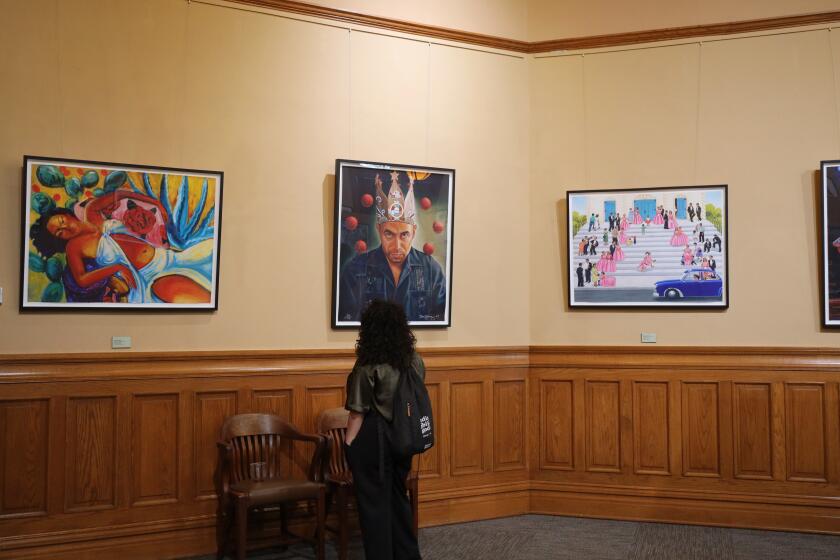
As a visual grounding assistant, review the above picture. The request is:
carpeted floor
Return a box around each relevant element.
[189,514,840,559]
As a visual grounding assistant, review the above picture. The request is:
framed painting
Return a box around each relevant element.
[821,160,840,327]
[566,185,728,308]
[21,155,223,310]
[332,159,454,328]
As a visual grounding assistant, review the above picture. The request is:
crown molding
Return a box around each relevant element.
[226,0,531,52]
[224,1,840,53]
[530,11,840,52]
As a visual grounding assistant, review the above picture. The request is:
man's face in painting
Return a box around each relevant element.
[377,221,415,265]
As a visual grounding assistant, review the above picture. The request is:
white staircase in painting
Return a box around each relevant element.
[571,219,725,288]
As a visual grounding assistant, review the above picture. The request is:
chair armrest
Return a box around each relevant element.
[306,434,328,483]
[215,441,232,503]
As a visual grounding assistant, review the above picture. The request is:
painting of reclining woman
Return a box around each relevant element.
[21,156,223,310]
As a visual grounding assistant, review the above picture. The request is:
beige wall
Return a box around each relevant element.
[527,0,840,41]
[310,0,528,40]
[0,0,529,353]
[530,29,840,345]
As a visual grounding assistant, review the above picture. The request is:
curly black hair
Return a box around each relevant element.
[30,207,74,257]
[355,300,416,371]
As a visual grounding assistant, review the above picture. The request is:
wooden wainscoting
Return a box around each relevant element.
[0,348,530,559]
[529,347,840,535]
[2,345,840,558]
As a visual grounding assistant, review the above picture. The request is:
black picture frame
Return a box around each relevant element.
[566,184,729,309]
[331,159,455,328]
[21,155,224,311]
[820,160,840,328]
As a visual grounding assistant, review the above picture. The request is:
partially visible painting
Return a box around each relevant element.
[566,185,728,308]
[822,161,840,326]
[21,156,223,310]
[332,159,454,328]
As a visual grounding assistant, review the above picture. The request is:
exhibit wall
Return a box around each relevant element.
[0,0,530,353]
[530,28,840,346]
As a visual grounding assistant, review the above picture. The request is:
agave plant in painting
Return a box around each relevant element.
[21,156,223,310]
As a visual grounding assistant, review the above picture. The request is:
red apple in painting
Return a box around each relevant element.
[420,197,432,210]
[344,216,358,230]
[432,220,444,233]
[361,193,374,207]
[423,242,435,255]
[355,240,367,254]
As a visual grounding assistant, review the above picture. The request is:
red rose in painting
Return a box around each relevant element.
[52,194,61,201]
[355,240,367,254]
[420,197,432,210]
[123,201,157,235]
[423,242,434,255]
[59,166,70,176]
[433,220,444,233]
[32,185,40,192]
[344,216,358,230]
[361,193,374,207]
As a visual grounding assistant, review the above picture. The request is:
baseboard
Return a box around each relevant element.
[530,486,840,535]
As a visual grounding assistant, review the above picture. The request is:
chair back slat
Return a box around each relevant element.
[315,408,352,478]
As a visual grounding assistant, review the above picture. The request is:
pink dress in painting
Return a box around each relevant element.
[670,227,688,247]
[653,210,664,225]
[619,230,628,245]
[633,210,643,225]
[601,274,616,287]
[667,211,676,229]
[596,253,607,272]
[613,245,625,262]
[682,246,693,266]
[620,215,628,230]
[637,253,654,271]
[605,254,617,273]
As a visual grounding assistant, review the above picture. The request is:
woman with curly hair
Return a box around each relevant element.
[344,300,424,560]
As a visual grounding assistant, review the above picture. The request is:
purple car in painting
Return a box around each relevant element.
[653,268,723,299]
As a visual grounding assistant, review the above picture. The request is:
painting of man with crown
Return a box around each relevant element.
[332,160,455,327]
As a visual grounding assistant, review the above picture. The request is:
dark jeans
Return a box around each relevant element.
[344,413,420,560]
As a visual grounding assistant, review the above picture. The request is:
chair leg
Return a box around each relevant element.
[279,503,289,550]
[316,487,326,560]
[216,508,233,560]
[235,497,249,560]
[337,485,348,560]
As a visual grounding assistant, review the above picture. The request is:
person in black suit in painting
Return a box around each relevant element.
[585,259,592,284]
[712,234,722,252]
[663,211,669,229]
[709,256,717,272]
[695,203,702,221]
[687,203,696,222]
[576,263,584,287]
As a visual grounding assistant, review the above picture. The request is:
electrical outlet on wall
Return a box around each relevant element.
[112,336,132,349]
[641,332,657,343]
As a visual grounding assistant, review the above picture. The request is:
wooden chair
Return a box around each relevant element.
[215,413,327,560]
[316,407,419,560]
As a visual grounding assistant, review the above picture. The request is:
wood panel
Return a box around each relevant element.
[733,383,773,480]
[539,380,573,470]
[131,394,178,505]
[785,384,827,482]
[304,386,344,434]
[0,399,49,517]
[681,382,720,477]
[418,383,442,478]
[193,392,237,499]
[3,346,840,558]
[632,382,670,475]
[493,380,525,471]
[65,397,117,512]
[450,382,484,476]
[585,381,620,473]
